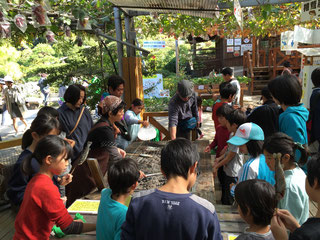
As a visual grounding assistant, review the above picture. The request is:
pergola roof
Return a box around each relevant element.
[109,0,305,17]
[108,0,219,18]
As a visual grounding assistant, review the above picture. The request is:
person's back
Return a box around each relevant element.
[121,138,222,240]
[97,158,139,240]
[310,68,320,151]
[122,189,221,240]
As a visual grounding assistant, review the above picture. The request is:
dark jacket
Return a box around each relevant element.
[309,88,320,143]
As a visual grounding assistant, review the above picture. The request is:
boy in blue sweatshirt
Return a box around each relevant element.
[121,138,222,240]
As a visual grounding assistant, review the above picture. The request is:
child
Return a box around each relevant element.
[121,138,222,239]
[14,135,96,239]
[309,67,320,152]
[213,109,246,205]
[263,132,309,225]
[270,153,320,240]
[124,98,149,146]
[7,114,63,207]
[228,123,275,197]
[268,74,308,167]
[196,96,204,138]
[235,179,277,240]
[212,82,237,131]
[97,158,140,240]
[221,67,241,106]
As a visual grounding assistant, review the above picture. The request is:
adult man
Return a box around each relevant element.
[38,73,50,106]
[168,80,198,140]
[221,67,241,105]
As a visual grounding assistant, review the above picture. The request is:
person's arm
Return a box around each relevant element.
[191,95,199,123]
[207,212,223,240]
[121,203,136,240]
[213,151,236,178]
[170,126,177,140]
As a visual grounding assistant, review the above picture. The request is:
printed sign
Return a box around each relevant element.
[227,39,234,45]
[143,74,169,98]
[301,0,320,22]
[280,31,298,51]
[241,44,253,55]
[234,38,242,45]
[227,46,234,53]
[143,41,166,48]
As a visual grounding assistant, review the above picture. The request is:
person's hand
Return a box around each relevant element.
[118,148,126,158]
[204,146,211,153]
[212,167,218,178]
[113,124,121,137]
[271,214,289,240]
[64,138,75,148]
[276,209,300,232]
[142,121,149,127]
[139,170,146,180]
[59,174,73,186]
[61,196,67,205]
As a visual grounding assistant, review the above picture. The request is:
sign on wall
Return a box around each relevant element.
[143,74,169,98]
[143,41,166,48]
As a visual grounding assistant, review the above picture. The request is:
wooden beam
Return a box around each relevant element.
[0,138,22,150]
[143,112,169,118]
[149,117,170,140]
[86,158,107,191]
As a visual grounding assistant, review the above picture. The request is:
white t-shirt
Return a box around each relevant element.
[230,78,241,105]
[223,133,244,177]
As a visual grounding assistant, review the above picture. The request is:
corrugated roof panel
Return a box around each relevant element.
[108,0,219,18]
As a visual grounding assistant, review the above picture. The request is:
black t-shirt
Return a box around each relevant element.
[290,218,320,240]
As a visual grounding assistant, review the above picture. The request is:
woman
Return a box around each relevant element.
[57,84,93,163]
[3,76,28,134]
[66,95,126,206]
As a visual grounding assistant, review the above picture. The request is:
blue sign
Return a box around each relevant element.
[143,41,165,48]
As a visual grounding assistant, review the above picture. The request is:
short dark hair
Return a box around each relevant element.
[131,98,144,107]
[107,75,125,92]
[268,75,302,106]
[246,140,264,158]
[311,67,320,87]
[221,67,233,76]
[263,132,308,167]
[37,106,59,118]
[235,179,277,226]
[161,138,200,180]
[226,109,246,126]
[64,84,86,105]
[219,82,237,99]
[283,61,291,68]
[307,153,320,188]
[108,158,140,195]
[216,103,233,118]
[261,87,272,100]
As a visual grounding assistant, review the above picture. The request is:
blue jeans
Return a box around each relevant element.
[41,90,49,106]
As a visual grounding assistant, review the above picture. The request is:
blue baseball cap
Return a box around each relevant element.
[227,122,264,146]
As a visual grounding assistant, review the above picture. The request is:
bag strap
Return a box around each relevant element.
[68,106,85,137]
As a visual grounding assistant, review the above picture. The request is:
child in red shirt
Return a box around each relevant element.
[212,82,237,131]
[14,135,96,240]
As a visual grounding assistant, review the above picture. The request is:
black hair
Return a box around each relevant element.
[216,103,233,118]
[263,132,308,167]
[283,61,291,68]
[63,84,86,105]
[219,82,237,99]
[226,109,247,126]
[311,67,320,87]
[235,179,277,226]
[196,96,202,107]
[268,75,302,106]
[22,135,73,176]
[261,87,272,100]
[110,101,126,117]
[22,114,60,150]
[37,106,59,118]
[108,158,140,195]
[246,140,264,158]
[221,67,233,76]
[307,153,320,188]
[161,138,200,180]
[131,98,144,107]
[107,75,125,92]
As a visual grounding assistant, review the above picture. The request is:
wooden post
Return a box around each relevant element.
[124,15,136,58]
[252,36,256,68]
[114,7,123,77]
[87,158,107,191]
[123,57,144,106]
[175,39,179,75]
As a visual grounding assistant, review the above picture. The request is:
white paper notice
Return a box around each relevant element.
[234,38,242,45]
[227,39,234,45]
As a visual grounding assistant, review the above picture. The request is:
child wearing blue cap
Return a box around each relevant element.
[229,122,275,196]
